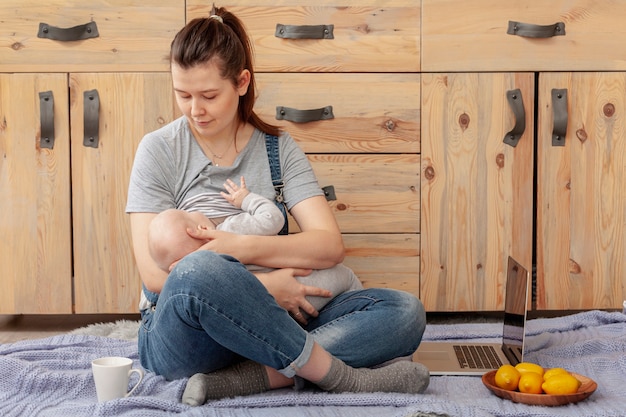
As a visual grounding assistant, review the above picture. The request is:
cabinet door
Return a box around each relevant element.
[70,73,178,313]
[421,73,534,311]
[0,74,72,313]
[537,72,626,310]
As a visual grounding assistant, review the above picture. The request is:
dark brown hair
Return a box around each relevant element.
[170,6,280,136]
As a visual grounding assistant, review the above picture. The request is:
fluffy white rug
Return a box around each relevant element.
[70,319,140,340]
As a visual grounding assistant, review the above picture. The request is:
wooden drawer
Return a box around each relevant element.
[286,154,419,234]
[0,0,184,72]
[255,73,420,153]
[343,234,420,297]
[288,155,421,296]
[308,154,419,234]
[422,0,626,72]
[187,1,420,72]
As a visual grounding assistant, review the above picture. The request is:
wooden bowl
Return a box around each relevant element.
[482,370,597,406]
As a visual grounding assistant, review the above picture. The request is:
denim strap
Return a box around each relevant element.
[265,134,288,235]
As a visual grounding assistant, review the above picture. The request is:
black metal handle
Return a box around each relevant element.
[276,106,334,123]
[507,21,565,38]
[39,91,55,149]
[322,185,336,201]
[37,21,99,41]
[83,90,100,148]
[275,24,334,39]
[503,89,526,147]
[551,89,568,146]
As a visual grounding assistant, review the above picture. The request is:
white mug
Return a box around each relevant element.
[92,356,144,402]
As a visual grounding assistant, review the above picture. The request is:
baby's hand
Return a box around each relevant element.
[221,176,249,208]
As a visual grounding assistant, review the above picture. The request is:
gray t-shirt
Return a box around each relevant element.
[126,116,323,216]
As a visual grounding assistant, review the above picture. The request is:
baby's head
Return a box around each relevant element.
[148,209,213,271]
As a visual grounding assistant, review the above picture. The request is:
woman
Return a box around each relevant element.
[126,6,429,405]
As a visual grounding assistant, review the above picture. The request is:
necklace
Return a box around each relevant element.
[203,136,236,166]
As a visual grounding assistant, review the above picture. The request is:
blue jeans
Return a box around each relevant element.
[139,251,426,380]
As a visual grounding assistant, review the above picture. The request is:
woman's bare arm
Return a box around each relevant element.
[188,195,345,270]
[129,212,169,293]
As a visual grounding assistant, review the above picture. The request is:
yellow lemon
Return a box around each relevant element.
[541,373,582,395]
[518,371,544,394]
[515,362,545,377]
[494,364,521,391]
[543,367,570,380]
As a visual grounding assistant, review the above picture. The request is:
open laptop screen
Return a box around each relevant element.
[501,257,530,364]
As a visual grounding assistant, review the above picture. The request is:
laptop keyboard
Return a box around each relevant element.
[453,345,503,369]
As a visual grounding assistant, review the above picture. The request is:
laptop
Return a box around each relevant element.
[414,256,531,376]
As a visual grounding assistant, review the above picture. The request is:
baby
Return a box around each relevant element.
[148,177,363,316]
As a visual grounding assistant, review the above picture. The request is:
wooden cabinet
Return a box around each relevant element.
[70,73,178,313]
[0,74,72,313]
[189,1,422,296]
[5,0,624,314]
[537,72,626,310]
[420,72,534,311]
[421,0,626,311]
[0,1,183,314]
[0,72,178,314]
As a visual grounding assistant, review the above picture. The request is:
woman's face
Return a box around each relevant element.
[171,60,250,140]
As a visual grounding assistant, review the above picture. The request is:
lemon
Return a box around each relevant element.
[543,367,570,380]
[541,373,582,395]
[518,371,544,394]
[494,364,521,391]
[515,362,545,377]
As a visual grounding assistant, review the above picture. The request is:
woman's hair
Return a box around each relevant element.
[170,6,280,137]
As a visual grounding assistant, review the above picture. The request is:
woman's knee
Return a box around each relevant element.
[387,289,427,341]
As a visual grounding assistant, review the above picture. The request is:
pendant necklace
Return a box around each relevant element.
[205,136,235,167]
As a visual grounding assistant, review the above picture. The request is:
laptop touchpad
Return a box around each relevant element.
[415,351,450,361]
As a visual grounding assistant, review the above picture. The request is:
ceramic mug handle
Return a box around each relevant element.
[126,368,144,397]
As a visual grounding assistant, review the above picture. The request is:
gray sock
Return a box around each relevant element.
[315,356,430,394]
[181,361,271,405]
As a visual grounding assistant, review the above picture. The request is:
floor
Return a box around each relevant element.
[0,314,140,344]
[0,310,577,345]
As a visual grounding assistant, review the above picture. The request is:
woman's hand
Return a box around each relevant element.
[186,226,247,259]
[255,268,332,325]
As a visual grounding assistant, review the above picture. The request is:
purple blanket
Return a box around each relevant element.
[1,310,625,417]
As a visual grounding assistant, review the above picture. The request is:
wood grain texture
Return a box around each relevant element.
[537,72,626,310]
[188,1,420,72]
[70,73,179,313]
[0,74,72,313]
[0,0,184,72]
[420,73,534,311]
[422,0,626,72]
[343,234,419,297]
[308,154,419,234]
[255,73,420,153]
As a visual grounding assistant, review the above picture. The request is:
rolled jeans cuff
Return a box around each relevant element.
[278,333,315,378]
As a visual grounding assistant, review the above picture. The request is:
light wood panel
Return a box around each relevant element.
[299,154,419,234]
[188,0,420,72]
[422,0,626,72]
[71,73,179,313]
[537,72,626,310]
[0,0,184,72]
[255,73,420,154]
[0,74,72,313]
[342,234,419,297]
[420,73,534,311]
